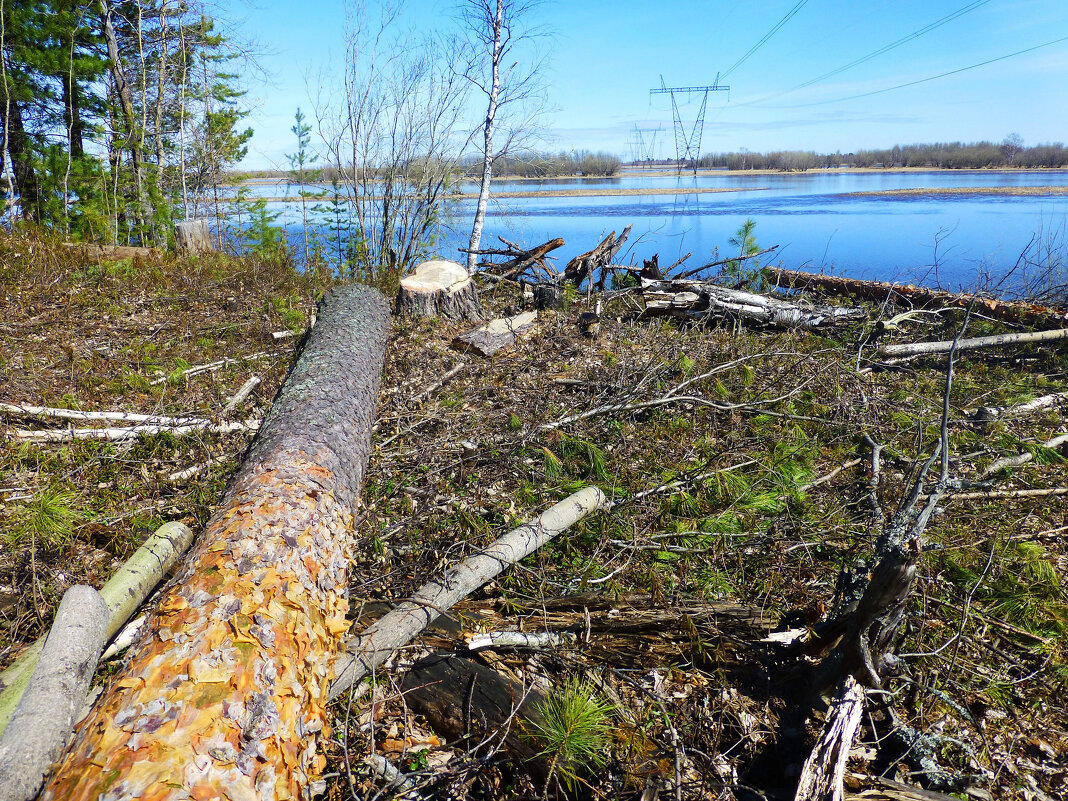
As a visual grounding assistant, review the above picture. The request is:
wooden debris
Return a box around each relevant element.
[398,259,481,320]
[0,586,108,801]
[41,287,389,801]
[766,266,1068,328]
[11,419,260,443]
[453,311,538,357]
[533,283,565,310]
[875,327,1068,358]
[469,236,564,282]
[641,277,866,328]
[0,521,194,737]
[564,225,632,288]
[329,487,607,701]
[61,241,157,260]
[222,375,261,415]
[0,403,207,426]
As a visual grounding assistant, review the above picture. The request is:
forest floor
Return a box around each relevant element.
[1,232,1066,801]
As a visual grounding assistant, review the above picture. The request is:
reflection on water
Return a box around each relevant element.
[245,169,1068,292]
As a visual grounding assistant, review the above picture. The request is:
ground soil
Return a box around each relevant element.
[2,231,1066,800]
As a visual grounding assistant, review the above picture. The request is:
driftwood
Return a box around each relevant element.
[766,266,1068,328]
[641,277,867,329]
[173,219,214,255]
[875,326,1068,358]
[0,521,194,737]
[329,487,607,701]
[398,259,481,320]
[0,586,108,801]
[564,225,632,288]
[453,311,538,357]
[42,287,389,801]
[468,236,564,282]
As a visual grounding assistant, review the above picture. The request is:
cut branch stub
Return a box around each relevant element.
[397,259,481,320]
[42,286,390,801]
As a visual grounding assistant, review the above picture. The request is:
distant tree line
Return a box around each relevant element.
[1,0,252,246]
[699,137,1068,171]
[475,150,622,178]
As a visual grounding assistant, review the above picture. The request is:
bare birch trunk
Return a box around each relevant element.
[42,287,389,801]
[466,0,503,273]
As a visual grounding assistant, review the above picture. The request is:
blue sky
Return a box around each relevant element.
[232,0,1068,169]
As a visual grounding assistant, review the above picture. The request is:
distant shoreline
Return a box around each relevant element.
[842,185,1068,198]
[242,186,769,203]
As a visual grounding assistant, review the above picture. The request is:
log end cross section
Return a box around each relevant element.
[42,287,390,801]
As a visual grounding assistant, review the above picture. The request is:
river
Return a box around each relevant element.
[249,168,1068,295]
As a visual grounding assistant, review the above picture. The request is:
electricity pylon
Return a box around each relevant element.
[650,75,729,175]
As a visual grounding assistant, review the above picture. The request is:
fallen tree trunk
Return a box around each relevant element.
[42,287,389,801]
[0,521,194,737]
[766,267,1068,328]
[329,486,606,701]
[875,327,1068,358]
[0,586,108,801]
[641,277,867,329]
[564,226,631,288]
[468,236,564,282]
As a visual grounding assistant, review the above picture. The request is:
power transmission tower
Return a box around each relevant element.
[650,75,729,175]
[635,126,664,163]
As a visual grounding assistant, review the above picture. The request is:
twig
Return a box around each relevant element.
[0,403,207,426]
[222,375,261,415]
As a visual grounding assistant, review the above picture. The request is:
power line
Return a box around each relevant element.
[788,34,1068,107]
[720,0,810,79]
[745,0,992,106]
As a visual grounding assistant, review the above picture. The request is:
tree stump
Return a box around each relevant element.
[397,259,481,320]
[173,220,213,255]
[533,283,565,310]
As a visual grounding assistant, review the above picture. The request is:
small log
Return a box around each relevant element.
[0,586,108,801]
[533,283,565,310]
[875,327,1068,358]
[173,219,214,255]
[453,311,538,357]
[11,419,259,443]
[329,487,606,701]
[0,521,194,737]
[766,266,1068,328]
[397,259,481,320]
[470,236,564,281]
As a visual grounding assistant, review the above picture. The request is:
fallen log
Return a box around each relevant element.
[766,267,1068,328]
[329,486,606,701]
[397,259,481,320]
[875,327,1068,358]
[641,277,866,329]
[0,521,194,737]
[61,241,158,260]
[467,236,564,282]
[453,311,538,357]
[0,586,108,801]
[41,287,389,801]
[11,419,259,443]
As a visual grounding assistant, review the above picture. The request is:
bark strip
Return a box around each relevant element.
[42,287,389,801]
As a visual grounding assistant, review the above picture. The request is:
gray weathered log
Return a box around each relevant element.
[0,521,194,737]
[875,327,1068,358]
[173,219,213,255]
[0,586,108,801]
[641,278,866,329]
[330,486,607,701]
[398,260,481,320]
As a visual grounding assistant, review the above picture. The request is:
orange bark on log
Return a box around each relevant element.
[42,286,389,801]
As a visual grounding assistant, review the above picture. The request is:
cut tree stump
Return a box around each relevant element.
[397,259,481,320]
[173,219,213,255]
[41,286,389,801]
[453,311,538,357]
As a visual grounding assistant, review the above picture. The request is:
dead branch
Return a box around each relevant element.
[875,327,1068,358]
[980,433,1068,478]
[469,236,564,281]
[564,226,632,288]
[329,486,606,701]
[674,245,780,280]
[0,403,207,426]
[12,419,260,443]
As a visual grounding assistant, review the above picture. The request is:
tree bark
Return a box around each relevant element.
[0,587,108,801]
[454,311,537,357]
[466,0,504,274]
[3,99,40,221]
[41,287,389,801]
[174,219,214,255]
